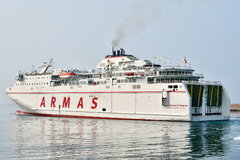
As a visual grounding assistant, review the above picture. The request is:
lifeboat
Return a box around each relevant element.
[58,72,76,79]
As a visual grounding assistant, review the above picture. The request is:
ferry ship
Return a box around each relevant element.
[6,48,230,121]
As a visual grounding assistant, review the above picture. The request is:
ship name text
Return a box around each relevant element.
[40,97,98,109]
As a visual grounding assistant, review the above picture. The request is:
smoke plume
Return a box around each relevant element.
[112,2,157,48]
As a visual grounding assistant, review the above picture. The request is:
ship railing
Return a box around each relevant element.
[160,66,192,69]
[151,73,204,77]
[183,81,222,85]
[205,106,222,115]
[149,79,199,83]
[192,107,202,115]
[193,73,204,77]
[25,72,52,76]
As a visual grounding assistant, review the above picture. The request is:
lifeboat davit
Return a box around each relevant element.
[59,72,76,79]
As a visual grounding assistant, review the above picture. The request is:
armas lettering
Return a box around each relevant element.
[39,96,99,109]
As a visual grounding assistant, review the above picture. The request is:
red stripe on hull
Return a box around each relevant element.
[7,91,186,95]
[16,110,165,121]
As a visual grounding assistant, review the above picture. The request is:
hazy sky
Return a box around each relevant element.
[0,0,239,104]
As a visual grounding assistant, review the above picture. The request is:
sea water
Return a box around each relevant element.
[0,104,240,160]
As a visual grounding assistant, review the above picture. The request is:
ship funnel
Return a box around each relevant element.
[112,47,126,57]
[117,50,120,56]
[112,47,116,56]
[120,48,125,56]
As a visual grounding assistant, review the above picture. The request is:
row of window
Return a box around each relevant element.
[25,76,51,80]
[51,78,138,87]
[112,73,125,76]
[78,79,138,85]
[168,85,178,89]
[22,71,192,81]
[80,75,100,79]
[16,82,49,86]
[148,77,197,83]
[78,80,107,86]
[133,85,141,89]
[117,79,137,83]
[158,70,192,75]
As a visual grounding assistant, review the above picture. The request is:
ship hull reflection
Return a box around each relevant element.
[10,115,230,159]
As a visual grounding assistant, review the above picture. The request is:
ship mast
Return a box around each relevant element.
[39,58,53,74]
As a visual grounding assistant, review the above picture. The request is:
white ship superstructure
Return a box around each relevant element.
[6,48,230,121]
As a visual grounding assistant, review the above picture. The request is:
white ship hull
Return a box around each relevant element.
[6,82,230,122]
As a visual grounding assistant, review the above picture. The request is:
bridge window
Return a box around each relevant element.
[156,78,161,83]
[148,77,154,84]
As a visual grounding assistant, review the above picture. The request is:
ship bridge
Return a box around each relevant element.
[96,48,153,70]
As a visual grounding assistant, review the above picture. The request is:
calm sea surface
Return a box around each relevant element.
[0,104,240,160]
